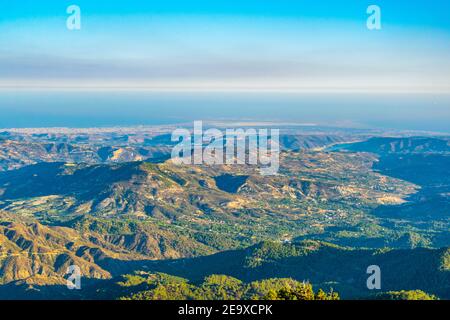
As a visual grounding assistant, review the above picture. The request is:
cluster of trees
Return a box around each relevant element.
[376,290,438,301]
[264,286,339,300]
[117,272,339,301]
[116,271,440,301]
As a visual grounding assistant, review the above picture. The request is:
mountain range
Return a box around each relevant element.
[0,130,448,299]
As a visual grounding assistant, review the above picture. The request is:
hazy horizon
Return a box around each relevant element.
[0,91,449,133]
[1,1,449,133]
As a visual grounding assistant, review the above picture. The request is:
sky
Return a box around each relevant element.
[1,0,450,93]
[0,1,449,131]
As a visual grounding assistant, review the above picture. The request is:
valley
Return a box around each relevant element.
[0,126,448,299]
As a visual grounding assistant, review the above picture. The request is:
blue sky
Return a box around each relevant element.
[2,1,450,27]
[1,0,450,92]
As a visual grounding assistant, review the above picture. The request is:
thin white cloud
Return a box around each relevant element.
[1,15,450,93]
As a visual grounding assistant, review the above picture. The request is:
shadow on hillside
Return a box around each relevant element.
[1,244,449,300]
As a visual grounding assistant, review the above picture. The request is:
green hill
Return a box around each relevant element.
[1,239,447,300]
